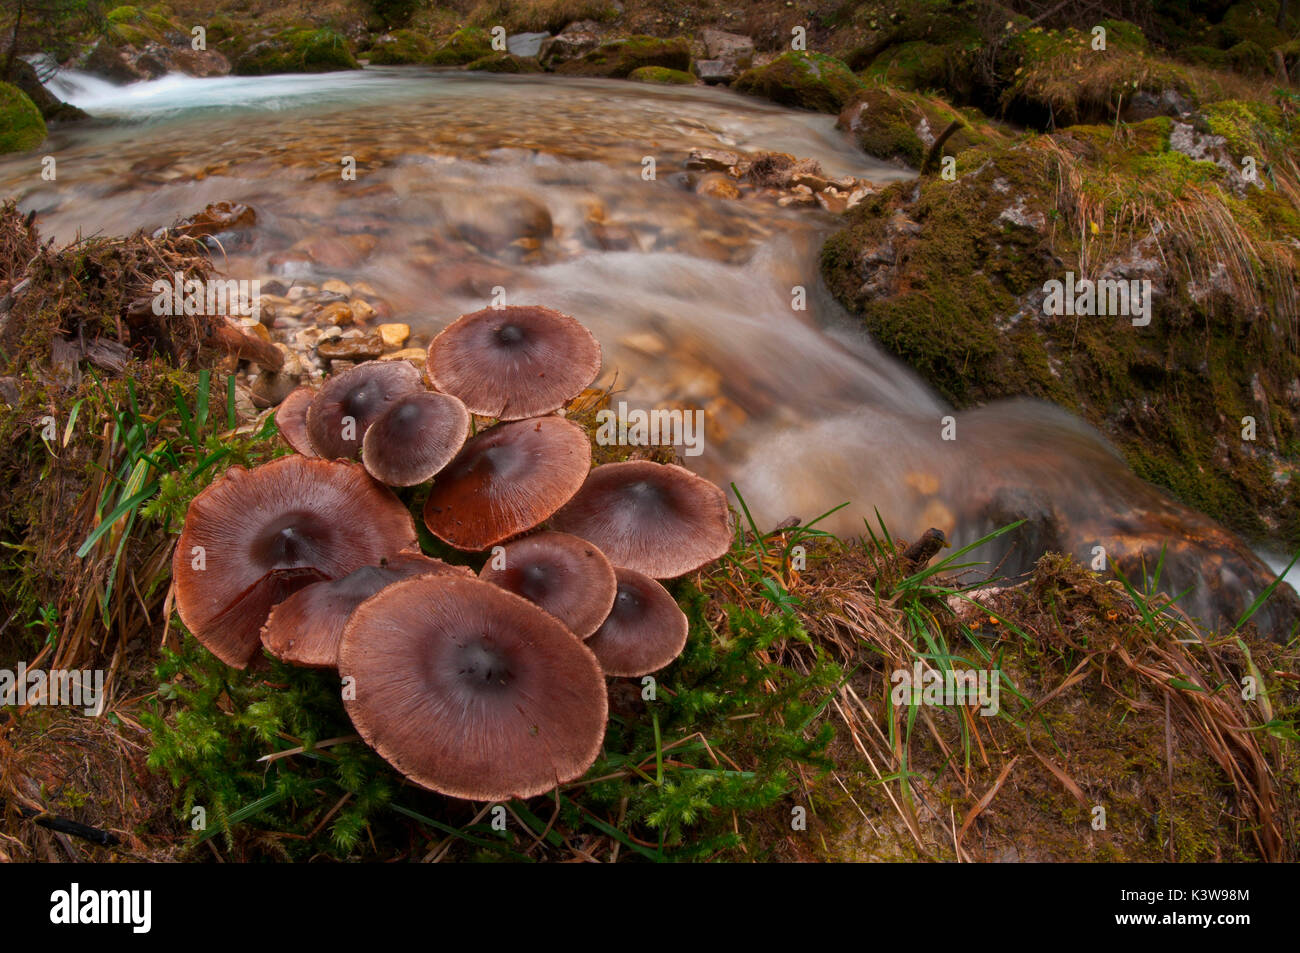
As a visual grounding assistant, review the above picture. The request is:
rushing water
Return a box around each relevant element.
[3,67,1295,633]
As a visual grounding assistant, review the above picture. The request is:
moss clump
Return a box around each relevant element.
[104,4,182,47]
[628,65,695,85]
[365,29,436,65]
[733,51,864,114]
[234,28,358,75]
[554,36,691,78]
[426,27,493,66]
[839,82,1000,166]
[1001,20,1210,126]
[0,84,47,153]
[464,52,543,73]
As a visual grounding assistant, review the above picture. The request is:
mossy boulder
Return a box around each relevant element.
[839,84,1000,167]
[234,29,358,76]
[427,27,493,66]
[821,110,1300,546]
[628,66,696,85]
[733,51,864,113]
[465,52,543,73]
[0,84,47,153]
[554,36,691,78]
[365,29,436,65]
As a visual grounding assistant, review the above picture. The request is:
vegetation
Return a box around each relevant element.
[0,82,46,152]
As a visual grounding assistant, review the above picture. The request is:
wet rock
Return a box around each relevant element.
[318,333,384,362]
[251,346,305,407]
[695,29,754,84]
[696,174,741,200]
[80,39,144,83]
[686,149,740,172]
[584,222,641,251]
[312,302,355,326]
[235,28,358,75]
[554,36,691,78]
[442,192,552,253]
[321,279,352,297]
[9,59,87,122]
[507,32,550,57]
[538,24,602,68]
[734,51,864,114]
[379,347,427,366]
[348,298,376,323]
[377,323,410,348]
[466,52,544,73]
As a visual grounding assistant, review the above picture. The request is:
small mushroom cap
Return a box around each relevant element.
[339,575,608,801]
[586,567,689,677]
[427,306,601,420]
[306,360,423,460]
[478,531,617,639]
[261,553,470,668]
[173,456,418,668]
[423,416,590,551]
[550,461,732,578]
[275,386,318,457]
[361,390,470,486]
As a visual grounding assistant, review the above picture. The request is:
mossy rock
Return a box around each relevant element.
[733,51,864,113]
[628,66,695,85]
[427,27,493,66]
[554,36,691,78]
[366,29,436,65]
[465,52,543,73]
[234,28,358,76]
[105,4,183,47]
[0,84,47,153]
[839,84,998,167]
[205,14,237,45]
[820,117,1300,546]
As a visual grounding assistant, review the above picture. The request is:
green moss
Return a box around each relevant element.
[628,65,695,85]
[840,82,998,166]
[734,51,865,114]
[234,28,358,76]
[554,35,691,78]
[427,27,493,66]
[104,3,181,46]
[365,29,436,65]
[0,83,47,153]
[465,52,544,73]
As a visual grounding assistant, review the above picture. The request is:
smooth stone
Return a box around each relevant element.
[378,323,410,348]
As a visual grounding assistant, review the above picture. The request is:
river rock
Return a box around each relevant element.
[508,32,550,57]
[538,25,601,69]
[696,174,741,200]
[318,333,384,362]
[321,279,352,297]
[348,298,376,323]
[313,301,355,326]
[377,323,410,348]
[380,347,427,366]
[171,201,256,239]
[695,29,754,84]
[686,149,739,172]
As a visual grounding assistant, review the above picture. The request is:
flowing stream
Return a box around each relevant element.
[3,67,1294,632]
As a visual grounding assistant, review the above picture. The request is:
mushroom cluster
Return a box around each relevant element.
[175,305,732,801]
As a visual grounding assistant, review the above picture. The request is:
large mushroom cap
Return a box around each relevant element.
[275,386,318,457]
[361,390,470,487]
[586,567,689,677]
[339,575,608,801]
[478,531,617,639]
[173,456,417,668]
[261,553,469,669]
[306,360,423,460]
[423,416,590,551]
[550,461,732,578]
[427,306,601,420]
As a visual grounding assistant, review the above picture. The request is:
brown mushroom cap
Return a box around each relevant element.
[426,306,601,420]
[478,531,617,639]
[339,574,608,801]
[275,386,318,457]
[361,390,470,487]
[261,553,470,668]
[306,360,423,460]
[173,456,418,668]
[423,416,590,551]
[550,461,732,578]
[586,567,689,677]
